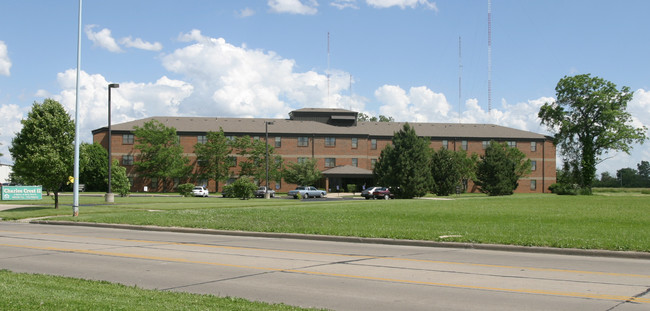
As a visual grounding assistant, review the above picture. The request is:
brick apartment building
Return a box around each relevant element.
[92,108,556,194]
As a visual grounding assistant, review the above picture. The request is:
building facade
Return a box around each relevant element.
[92,108,556,194]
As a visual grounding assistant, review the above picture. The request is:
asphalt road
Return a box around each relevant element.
[0,222,649,310]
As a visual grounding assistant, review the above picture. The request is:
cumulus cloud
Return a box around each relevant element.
[366,0,438,11]
[237,7,256,17]
[331,0,359,9]
[0,103,26,164]
[0,40,11,76]
[268,0,318,15]
[374,85,450,122]
[85,25,123,53]
[120,37,163,51]
[163,30,357,117]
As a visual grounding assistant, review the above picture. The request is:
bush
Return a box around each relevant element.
[230,178,257,200]
[548,183,577,195]
[347,184,356,194]
[177,183,195,197]
[641,189,650,195]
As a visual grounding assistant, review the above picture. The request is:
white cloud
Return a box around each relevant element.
[331,0,359,9]
[366,0,438,11]
[268,0,318,15]
[0,103,25,164]
[0,40,11,76]
[237,7,256,17]
[85,25,123,53]
[374,85,450,122]
[120,37,163,51]
[163,30,357,117]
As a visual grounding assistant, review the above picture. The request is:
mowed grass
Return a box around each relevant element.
[0,269,321,311]
[1,193,649,252]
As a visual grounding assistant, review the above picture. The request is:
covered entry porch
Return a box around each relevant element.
[322,165,374,194]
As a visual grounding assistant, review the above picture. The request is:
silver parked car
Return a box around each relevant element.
[361,186,381,199]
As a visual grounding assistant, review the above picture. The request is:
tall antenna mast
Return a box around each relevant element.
[327,32,330,106]
[349,73,352,110]
[458,36,462,123]
[487,0,492,115]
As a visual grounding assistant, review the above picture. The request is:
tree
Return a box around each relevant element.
[475,141,531,196]
[637,161,650,187]
[357,113,394,122]
[109,159,130,197]
[229,177,257,200]
[374,123,432,199]
[538,74,648,194]
[133,120,191,192]
[282,158,322,186]
[430,148,462,196]
[616,167,641,188]
[231,136,282,185]
[9,99,74,209]
[594,171,619,188]
[80,142,108,192]
[194,129,231,192]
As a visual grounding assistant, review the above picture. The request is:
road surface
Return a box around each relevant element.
[0,222,648,310]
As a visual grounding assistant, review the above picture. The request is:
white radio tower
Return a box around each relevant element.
[458,36,462,123]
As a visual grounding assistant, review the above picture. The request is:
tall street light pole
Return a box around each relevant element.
[106,83,119,203]
[265,121,274,199]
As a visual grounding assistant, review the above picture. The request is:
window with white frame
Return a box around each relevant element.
[298,137,309,147]
[531,141,537,152]
[461,140,468,151]
[325,158,336,168]
[352,158,358,167]
[351,138,358,149]
[197,135,207,144]
[507,141,517,148]
[442,139,448,149]
[122,155,134,165]
[371,158,377,169]
[123,134,134,145]
[482,141,489,149]
[531,160,537,171]
[325,137,336,147]
[297,157,309,163]
[274,136,281,148]
[371,138,377,150]
[530,180,537,190]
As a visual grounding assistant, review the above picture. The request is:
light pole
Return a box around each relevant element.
[106,83,119,203]
[265,121,274,199]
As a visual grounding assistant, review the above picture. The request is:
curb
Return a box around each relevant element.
[30,220,650,260]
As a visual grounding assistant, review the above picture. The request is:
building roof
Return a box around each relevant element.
[94,116,548,140]
[321,165,373,177]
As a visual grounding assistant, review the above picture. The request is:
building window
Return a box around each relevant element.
[197,159,207,167]
[351,138,358,149]
[226,135,235,141]
[199,179,208,187]
[531,141,537,152]
[253,136,260,141]
[442,139,448,150]
[325,137,336,147]
[482,141,489,149]
[298,137,309,147]
[175,135,181,145]
[228,156,237,167]
[297,157,309,163]
[371,139,377,150]
[197,135,207,144]
[461,140,468,151]
[530,180,537,191]
[275,136,281,148]
[531,160,537,171]
[352,158,358,167]
[325,158,336,168]
[507,141,517,148]
[173,178,180,188]
[122,155,134,166]
[151,178,158,189]
[123,134,134,145]
[371,159,377,169]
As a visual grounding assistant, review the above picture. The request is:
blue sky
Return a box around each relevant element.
[0,0,649,175]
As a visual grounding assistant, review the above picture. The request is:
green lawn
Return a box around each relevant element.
[0,270,321,311]
[1,192,649,252]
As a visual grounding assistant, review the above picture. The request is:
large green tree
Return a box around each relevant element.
[538,74,647,193]
[475,141,531,196]
[9,99,74,209]
[80,142,108,191]
[194,129,231,192]
[430,148,462,196]
[373,123,432,199]
[231,136,282,185]
[133,120,191,192]
[282,158,321,186]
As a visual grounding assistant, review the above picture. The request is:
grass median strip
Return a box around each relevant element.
[0,269,322,311]
[1,193,648,252]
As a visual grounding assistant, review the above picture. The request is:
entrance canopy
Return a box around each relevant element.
[321,165,374,192]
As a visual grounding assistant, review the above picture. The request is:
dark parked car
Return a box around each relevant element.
[372,187,394,200]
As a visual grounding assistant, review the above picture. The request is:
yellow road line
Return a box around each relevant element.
[2,229,649,279]
[1,242,649,304]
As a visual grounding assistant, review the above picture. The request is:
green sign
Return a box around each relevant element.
[1,186,43,201]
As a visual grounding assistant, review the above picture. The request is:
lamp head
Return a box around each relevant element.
[109,83,120,88]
